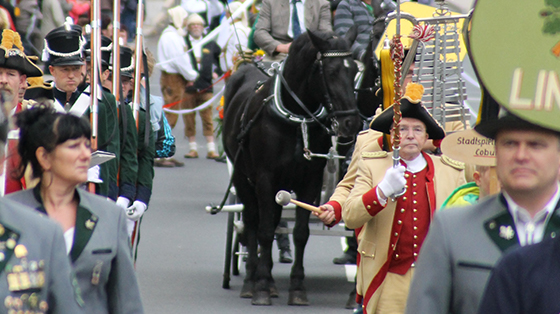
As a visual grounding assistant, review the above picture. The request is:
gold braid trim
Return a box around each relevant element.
[441,155,465,171]
[362,151,388,159]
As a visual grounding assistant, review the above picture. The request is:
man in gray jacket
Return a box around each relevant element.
[405,110,560,314]
[254,0,332,59]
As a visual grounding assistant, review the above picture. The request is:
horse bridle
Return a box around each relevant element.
[278,49,358,136]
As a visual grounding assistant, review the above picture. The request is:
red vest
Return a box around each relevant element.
[388,165,431,274]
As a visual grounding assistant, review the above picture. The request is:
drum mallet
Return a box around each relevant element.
[275,190,323,214]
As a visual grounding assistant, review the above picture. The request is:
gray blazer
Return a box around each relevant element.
[7,188,144,314]
[405,194,560,314]
[0,197,83,313]
[254,0,332,56]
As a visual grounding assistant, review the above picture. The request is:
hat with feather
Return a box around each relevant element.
[0,29,43,77]
[370,83,446,140]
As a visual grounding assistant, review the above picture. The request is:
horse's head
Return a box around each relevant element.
[284,30,361,138]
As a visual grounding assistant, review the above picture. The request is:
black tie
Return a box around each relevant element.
[292,0,302,40]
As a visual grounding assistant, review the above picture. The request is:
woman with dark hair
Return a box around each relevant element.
[7,106,144,313]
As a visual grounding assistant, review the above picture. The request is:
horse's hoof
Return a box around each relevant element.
[251,291,272,305]
[288,290,309,306]
[270,285,279,298]
[240,282,253,298]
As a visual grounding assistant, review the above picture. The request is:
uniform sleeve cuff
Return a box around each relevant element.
[326,200,342,227]
[362,186,386,216]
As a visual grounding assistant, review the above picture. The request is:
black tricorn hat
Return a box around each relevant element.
[475,108,559,139]
[114,46,134,78]
[43,23,85,66]
[0,29,43,77]
[84,35,112,67]
[24,77,54,101]
[370,83,445,140]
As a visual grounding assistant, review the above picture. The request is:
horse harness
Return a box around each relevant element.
[211,49,356,214]
[263,50,357,160]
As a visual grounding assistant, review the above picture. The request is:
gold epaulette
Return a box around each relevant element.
[362,151,388,159]
[441,155,465,171]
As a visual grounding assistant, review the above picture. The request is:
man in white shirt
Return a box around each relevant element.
[182,13,222,159]
[405,109,560,314]
[157,6,198,166]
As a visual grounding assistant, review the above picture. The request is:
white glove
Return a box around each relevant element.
[377,165,407,199]
[87,165,102,183]
[116,197,130,210]
[126,201,147,221]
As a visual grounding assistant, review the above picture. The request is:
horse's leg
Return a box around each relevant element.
[288,181,322,305]
[233,175,259,299]
[288,206,311,305]
[251,178,282,305]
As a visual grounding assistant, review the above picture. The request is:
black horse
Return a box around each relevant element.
[222,30,361,306]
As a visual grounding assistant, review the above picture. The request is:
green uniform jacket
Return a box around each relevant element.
[135,108,155,204]
[101,88,121,200]
[118,103,138,200]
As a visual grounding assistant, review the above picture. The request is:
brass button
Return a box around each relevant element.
[413,183,417,187]
[405,185,408,188]
[395,254,399,259]
[413,244,418,248]
[403,197,407,201]
[367,205,371,209]
[373,201,378,205]
[413,200,417,204]
[413,192,417,195]
[413,209,417,213]
[414,252,418,257]
[413,226,418,230]
[413,175,416,178]
[397,220,402,225]
[414,235,418,239]
[394,232,399,237]
[391,244,395,248]
[413,217,418,221]
[405,173,410,178]
[401,208,405,213]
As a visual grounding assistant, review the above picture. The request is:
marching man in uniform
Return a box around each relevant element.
[343,83,466,314]
[43,22,112,196]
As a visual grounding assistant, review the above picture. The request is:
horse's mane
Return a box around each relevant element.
[286,30,350,70]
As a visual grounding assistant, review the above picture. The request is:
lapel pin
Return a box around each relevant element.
[499,225,515,240]
[85,219,95,230]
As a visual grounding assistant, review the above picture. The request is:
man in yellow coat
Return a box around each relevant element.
[342,83,466,314]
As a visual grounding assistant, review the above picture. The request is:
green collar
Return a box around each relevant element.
[32,186,98,263]
[484,194,560,252]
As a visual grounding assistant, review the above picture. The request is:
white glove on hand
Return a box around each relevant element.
[87,165,102,183]
[126,201,147,221]
[377,165,407,199]
[116,197,130,210]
